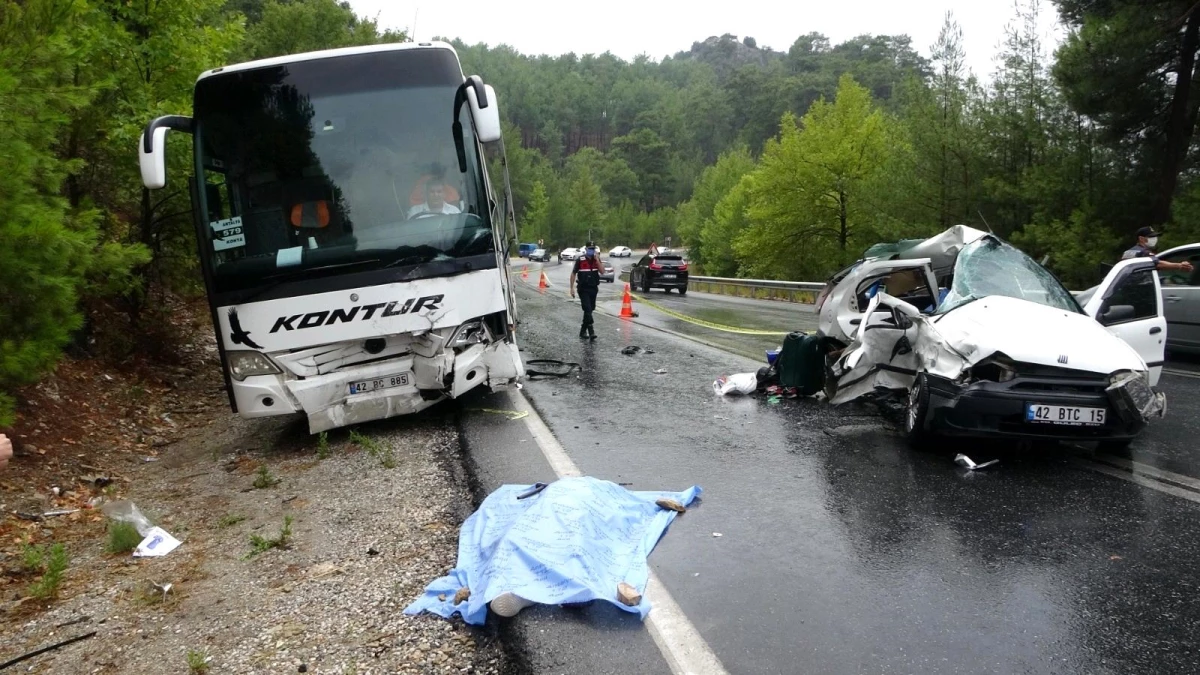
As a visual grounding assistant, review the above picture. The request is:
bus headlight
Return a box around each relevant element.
[227,351,282,381]
[450,321,489,348]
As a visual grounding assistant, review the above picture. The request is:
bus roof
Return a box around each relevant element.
[196,41,461,83]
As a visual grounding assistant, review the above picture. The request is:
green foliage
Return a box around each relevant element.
[106,521,142,554]
[245,515,294,558]
[0,0,102,425]
[737,76,900,280]
[25,543,68,599]
[253,464,280,489]
[241,0,405,61]
[521,181,552,245]
[677,145,755,273]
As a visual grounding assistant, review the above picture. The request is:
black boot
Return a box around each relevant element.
[587,323,597,340]
[579,323,588,339]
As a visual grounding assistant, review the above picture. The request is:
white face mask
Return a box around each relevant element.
[1147,237,1159,248]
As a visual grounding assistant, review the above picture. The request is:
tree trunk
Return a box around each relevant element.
[1153,7,1200,225]
[838,189,848,250]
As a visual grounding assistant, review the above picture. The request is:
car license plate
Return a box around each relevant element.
[660,273,676,279]
[348,373,411,395]
[1026,404,1106,426]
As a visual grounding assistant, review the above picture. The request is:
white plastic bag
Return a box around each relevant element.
[712,372,758,396]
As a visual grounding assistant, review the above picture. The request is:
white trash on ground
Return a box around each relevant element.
[713,372,758,396]
[101,500,182,557]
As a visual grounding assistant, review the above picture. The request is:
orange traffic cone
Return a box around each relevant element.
[538,270,550,291]
[521,265,529,280]
[620,284,635,318]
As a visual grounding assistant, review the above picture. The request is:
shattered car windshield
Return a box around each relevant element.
[936,238,1083,315]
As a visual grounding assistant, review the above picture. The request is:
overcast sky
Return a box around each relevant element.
[348,0,1067,80]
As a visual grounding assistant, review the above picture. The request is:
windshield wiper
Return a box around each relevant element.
[382,245,445,270]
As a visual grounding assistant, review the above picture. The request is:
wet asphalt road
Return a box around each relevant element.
[458,260,1200,674]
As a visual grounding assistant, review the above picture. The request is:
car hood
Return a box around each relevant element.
[933,295,1146,374]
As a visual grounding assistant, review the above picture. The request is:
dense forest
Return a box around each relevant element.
[4,0,1200,425]
[461,1,1200,288]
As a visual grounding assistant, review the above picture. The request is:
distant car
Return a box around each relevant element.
[1153,243,1200,354]
[609,246,633,257]
[629,252,688,294]
[528,248,551,262]
[559,247,580,262]
[517,243,537,258]
[600,259,616,283]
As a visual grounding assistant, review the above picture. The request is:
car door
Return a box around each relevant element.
[1157,246,1200,353]
[1080,258,1166,386]
[820,259,939,344]
[827,292,924,404]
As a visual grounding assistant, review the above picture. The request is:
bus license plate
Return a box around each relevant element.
[1026,404,1105,426]
[349,373,411,395]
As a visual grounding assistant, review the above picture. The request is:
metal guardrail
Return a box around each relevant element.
[685,275,824,304]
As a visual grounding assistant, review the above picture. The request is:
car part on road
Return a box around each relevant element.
[955,454,999,471]
[523,359,580,378]
[403,476,701,625]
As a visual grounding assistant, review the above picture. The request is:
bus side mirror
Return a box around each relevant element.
[138,115,193,189]
[467,84,502,143]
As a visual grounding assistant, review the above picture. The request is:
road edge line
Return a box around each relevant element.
[1072,458,1200,505]
[506,388,731,675]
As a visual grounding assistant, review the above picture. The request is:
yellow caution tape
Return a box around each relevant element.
[515,272,789,337]
[629,293,790,336]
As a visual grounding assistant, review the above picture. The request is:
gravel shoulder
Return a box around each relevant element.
[2,395,508,673]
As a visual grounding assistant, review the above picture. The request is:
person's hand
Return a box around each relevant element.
[0,434,11,470]
[1181,261,1194,272]
[569,288,575,299]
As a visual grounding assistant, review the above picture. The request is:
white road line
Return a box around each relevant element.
[1073,459,1200,506]
[506,388,731,675]
[1085,454,1200,493]
[1163,368,1200,379]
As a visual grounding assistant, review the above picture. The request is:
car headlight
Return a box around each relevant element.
[227,351,282,381]
[450,320,490,348]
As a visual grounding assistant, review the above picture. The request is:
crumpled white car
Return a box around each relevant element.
[815,225,1167,448]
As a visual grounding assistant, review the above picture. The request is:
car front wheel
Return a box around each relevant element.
[905,373,931,447]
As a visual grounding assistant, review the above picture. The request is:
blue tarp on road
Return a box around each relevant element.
[403,476,701,625]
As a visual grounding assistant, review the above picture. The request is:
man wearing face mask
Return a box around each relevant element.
[569,242,603,340]
[1122,226,1193,273]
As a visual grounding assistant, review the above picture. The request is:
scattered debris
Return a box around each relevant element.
[955,454,999,471]
[525,359,581,378]
[620,346,655,356]
[712,533,723,538]
[453,587,471,605]
[713,373,758,396]
[472,408,530,420]
[653,368,668,375]
[617,582,642,607]
[152,581,174,602]
[655,498,686,513]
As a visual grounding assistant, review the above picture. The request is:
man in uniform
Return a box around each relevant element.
[569,242,603,340]
[1122,226,1193,273]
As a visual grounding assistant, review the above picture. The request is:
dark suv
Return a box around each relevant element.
[630,253,689,294]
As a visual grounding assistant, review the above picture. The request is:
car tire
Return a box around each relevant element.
[678,287,687,296]
[904,373,932,447]
[642,276,651,294]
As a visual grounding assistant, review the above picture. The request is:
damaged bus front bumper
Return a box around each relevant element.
[228,322,524,433]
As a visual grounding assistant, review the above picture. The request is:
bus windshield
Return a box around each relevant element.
[194,48,495,300]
